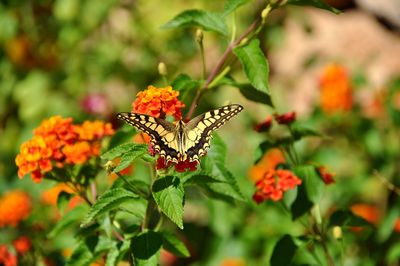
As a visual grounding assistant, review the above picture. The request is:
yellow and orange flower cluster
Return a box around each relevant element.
[319,64,353,114]
[252,169,302,203]
[132,85,185,120]
[15,116,114,182]
[0,190,31,227]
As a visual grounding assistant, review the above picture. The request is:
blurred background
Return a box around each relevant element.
[1,0,400,265]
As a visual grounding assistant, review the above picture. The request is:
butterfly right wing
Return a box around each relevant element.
[117,113,181,162]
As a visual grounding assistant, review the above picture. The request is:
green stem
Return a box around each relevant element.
[116,172,147,198]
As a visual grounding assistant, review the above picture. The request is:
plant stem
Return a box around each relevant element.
[185,17,261,120]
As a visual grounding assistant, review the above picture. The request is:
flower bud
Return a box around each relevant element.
[104,160,117,174]
[196,29,203,43]
[274,111,296,125]
[158,62,168,76]
[333,226,342,239]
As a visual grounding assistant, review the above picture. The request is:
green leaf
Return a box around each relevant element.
[286,0,340,14]
[131,230,163,260]
[223,0,250,16]
[161,231,190,257]
[171,74,201,92]
[57,191,73,214]
[291,125,322,140]
[329,210,371,227]
[105,244,119,266]
[152,176,185,229]
[270,235,298,266]
[233,39,270,94]
[294,165,324,203]
[67,236,98,266]
[81,188,139,227]
[161,9,228,35]
[235,83,273,106]
[48,205,88,238]
[113,149,147,173]
[378,202,400,242]
[101,143,147,161]
[207,134,227,165]
[290,183,313,220]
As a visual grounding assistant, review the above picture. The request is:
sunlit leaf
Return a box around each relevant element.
[81,188,139,227]
[233,39,270,94]
[161,9,228,35]
[152,176,184,229]
[161,231,190,257]
[223,0,250,17]
[286,0,340,14]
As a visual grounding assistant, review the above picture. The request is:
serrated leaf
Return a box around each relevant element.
[223,0,250,16]
[101,143,147,161]
[113,149,148,173]
[152,176,184,229]
[236,83,273,106]
[105,244,119,266]
[131,230,163,260]
[161,231,190,257]
[81,188,139,227]
[48,205,88,238]
[294,165,324,203]
[207,134,227,165]
[161,9,228,35]
[233,39,270,94]
[270,235,297,266]
[286,0,341,14]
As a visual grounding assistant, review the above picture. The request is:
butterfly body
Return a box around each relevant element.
[117,104,243,163]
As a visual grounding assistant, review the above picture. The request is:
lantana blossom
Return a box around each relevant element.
[0,190,32,227]
[252,169,302,203]
[15,116,114,182]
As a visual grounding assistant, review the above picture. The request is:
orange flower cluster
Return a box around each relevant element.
[132,85,185,120]
[319,64,353,114]
[0,190,31,227]
[0,245,17,266]
[252,169,302,203]
[15,116,114,182]
[249,149,285,182]
[13,236,31,255]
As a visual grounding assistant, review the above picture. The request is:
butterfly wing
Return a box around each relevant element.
[117,113,181,162]
[183,104,243,161]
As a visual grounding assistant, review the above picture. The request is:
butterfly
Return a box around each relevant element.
[117,104,243,163]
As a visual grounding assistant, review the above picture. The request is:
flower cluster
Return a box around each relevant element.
[249,149,285,182]
[252,169,302,203]
[0,190,32,227]
[317,166,335,185]
[13,236,31,255]
[156,157,198,173]
[15,116,114,182]
[319,64,353,114]
[132,85,185,120]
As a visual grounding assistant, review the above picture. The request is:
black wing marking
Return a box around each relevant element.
[117,113,180,161]
[184,104,243,161]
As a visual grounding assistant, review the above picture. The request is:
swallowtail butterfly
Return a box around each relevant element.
[117,104,243,163]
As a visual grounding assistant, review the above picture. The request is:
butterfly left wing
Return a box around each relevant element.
[183,104,243,161]
[117,112,181,162]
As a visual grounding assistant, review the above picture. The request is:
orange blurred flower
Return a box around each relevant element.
[249,149,285,182]
[160,249,177,266]
[0,190,31,227]
[132,85,185,120]
[13,236,31,255]
[319,64,353,114]
[254,116,272,132]
[350,204,380,225]
[253,169,302,203]
[0,245,17,266]
[41,184,74,205]
[16,116,114,182]
[394,219,400,232]
[220,258,246,266]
